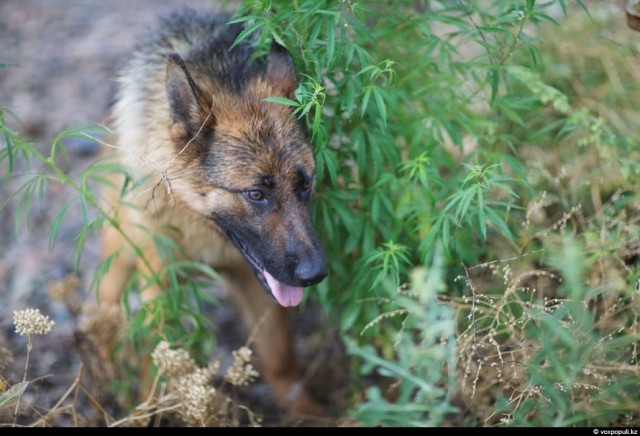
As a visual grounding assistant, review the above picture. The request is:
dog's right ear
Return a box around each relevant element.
[265,43,297,99]
[166,53,211,140]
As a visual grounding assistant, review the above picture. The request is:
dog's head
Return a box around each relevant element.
[162,45,327,307]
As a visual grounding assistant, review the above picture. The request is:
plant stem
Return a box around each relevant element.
[13,335,32,420]
[16,139,155,275]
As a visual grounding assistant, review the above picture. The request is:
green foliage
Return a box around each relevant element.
[230,0,552,331]
[0,121,221,368]
[233,0,640,427]
[347,247,457,426]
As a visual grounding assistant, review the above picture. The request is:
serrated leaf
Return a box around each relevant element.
[478,189,486,240]
[1,125,14,173]
[91,253,116,294]
[230,21,264,50]
[372,88,387,126]
[361,86,372,116]
[576,0,592,21]
[270,29,286,49]
[312,102,322,139]
[226,15,259,25]
[49,198,74,251]
[341,303,361,333]
[442,216,450,250]
[527,44,543,68]
[326,19,336,66]
[321,147,338,185]
[262,96,299,107]
[518,30,539,43]
[484,206,514,242]
[478,26,511,34]
[557,0,567,15]
[456,188,475,224]
[72,226,90,271]
[488,68,499,107]
[0,381,29,408]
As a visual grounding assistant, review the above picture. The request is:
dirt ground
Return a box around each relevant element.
[0,0,350,427]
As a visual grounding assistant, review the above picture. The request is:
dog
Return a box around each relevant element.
[97,8,327,416]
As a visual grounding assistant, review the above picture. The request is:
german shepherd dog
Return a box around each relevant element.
[98,9,327,415]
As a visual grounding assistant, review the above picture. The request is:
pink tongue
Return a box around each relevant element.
[264,270,303,307]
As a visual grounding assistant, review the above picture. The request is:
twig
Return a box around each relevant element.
[108,402,183,427]
[152,380,166,427]
[79,385,114,426]
[167,102,214,167]
[71,364,84,427]
[30,366,81,427]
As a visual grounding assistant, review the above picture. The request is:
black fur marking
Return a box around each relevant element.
[150,9,268,94]
[166,53,202,126]
[225,230,277,302]
[259,175,274,188]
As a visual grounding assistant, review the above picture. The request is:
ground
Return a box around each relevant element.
[0,0,350,427]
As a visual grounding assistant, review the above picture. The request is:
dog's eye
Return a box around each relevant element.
[246,190,264,202]
[299,180,312,201]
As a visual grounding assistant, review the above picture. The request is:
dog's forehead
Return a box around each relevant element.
[236,140,315,187]
[210,93,315,189]
[206,127,315,190]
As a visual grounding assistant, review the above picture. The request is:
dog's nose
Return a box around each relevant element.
[295,256,327,287]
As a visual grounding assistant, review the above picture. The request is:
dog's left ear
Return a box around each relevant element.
[265,43,297,99]
[166,53,213,142]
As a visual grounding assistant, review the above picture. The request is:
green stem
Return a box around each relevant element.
[24,142,154,274]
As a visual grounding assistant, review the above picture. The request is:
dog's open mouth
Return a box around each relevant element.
[227,232,303,307]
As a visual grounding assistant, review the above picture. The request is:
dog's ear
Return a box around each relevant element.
[265,43,297,99]
[166,53,212,140]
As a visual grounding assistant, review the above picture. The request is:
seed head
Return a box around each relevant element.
[225,346,259,387]
[172,367,217,425]
[151,340,197,379]
[13,308,55,336]
[81,304,124,349]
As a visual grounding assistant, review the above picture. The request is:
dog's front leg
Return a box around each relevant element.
[135,240,166,303]
[226,264,324,417]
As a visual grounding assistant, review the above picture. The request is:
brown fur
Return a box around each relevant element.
[97,9,326,416]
